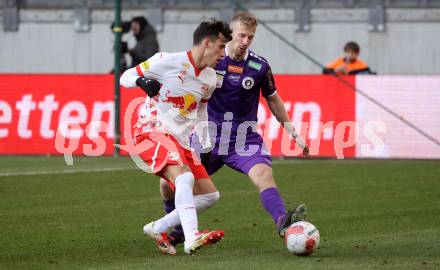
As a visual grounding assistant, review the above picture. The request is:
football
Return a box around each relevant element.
[285,221,320,256]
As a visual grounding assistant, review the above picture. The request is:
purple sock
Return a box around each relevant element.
[259,187,287,225]
[163,199,183,234]
[163,199,176,214]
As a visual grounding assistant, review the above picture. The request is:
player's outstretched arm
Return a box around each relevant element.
[265,93,309,156]
[120,52,166,94]
[120,67,161,98]
[120,66,140,88]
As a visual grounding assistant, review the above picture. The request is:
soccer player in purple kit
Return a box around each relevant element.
[160,11,310,247]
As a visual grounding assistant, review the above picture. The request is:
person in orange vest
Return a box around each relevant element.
[323,41,374,75]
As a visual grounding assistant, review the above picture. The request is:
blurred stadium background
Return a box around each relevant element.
[1,0,439,159]
[1,0,440,74]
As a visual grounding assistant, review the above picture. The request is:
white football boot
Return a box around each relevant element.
[184,230,225,255]
[143,222,176,255]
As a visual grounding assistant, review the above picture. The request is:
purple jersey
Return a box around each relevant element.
[192,50,275,175]
[208,50,276,123]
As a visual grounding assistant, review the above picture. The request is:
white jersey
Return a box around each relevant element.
[120,51,216,149]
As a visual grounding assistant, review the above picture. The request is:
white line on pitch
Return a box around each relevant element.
[0,167,138,177]
[0,160,304,177]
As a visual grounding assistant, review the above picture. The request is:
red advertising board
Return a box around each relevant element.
[0,75,114,155]
[119,85,147,155]
[0,74,355,157]
[257,75,356,158]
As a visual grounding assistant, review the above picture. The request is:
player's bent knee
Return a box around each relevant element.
[175,172,195,186]
[193,178,218,195]
[159,178,175,200]
[249,165,276,191]
[162,164,191,182]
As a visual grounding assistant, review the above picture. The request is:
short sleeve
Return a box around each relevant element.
[135,52,169,82]
[261,64,277,98]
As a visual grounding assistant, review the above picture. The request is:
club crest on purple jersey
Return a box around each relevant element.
[242,76,255,90]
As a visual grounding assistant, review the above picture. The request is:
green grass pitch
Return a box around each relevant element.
[0,157,439,270]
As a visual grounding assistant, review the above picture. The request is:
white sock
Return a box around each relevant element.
[153,191,220,233]
[194,191,220,212]
[174,172,197,242]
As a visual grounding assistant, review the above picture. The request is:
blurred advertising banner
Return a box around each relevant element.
[0,75,114,155]
[0,74,439,159]
[355,76,440,159]
[257,75,356,158]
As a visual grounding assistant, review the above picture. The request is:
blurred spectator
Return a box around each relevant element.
[111,16,159,73]
[323,42,374,75]
[127,16,159,68]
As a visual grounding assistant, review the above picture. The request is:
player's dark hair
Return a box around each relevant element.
[193,19,232,45]
[344,41,360,54]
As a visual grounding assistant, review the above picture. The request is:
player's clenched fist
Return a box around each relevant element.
[135,77,161,98]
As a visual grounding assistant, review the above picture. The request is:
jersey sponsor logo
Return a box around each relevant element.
[228,74,241,82]
[242,76,255,90]
[228,65,244,74]
[163,93,198,116]
[248,60,262,71]
[216,74,224,88]
[140,60,150,71]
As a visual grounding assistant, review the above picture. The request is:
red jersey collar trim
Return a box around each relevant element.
[187,50,204,77]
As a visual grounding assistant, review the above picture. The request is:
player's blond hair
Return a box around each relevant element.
[230,11,258,28]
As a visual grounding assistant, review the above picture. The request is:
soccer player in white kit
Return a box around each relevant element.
[120,20,232,255]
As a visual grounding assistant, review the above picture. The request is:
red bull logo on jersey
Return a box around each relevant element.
[163,93,198,116]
